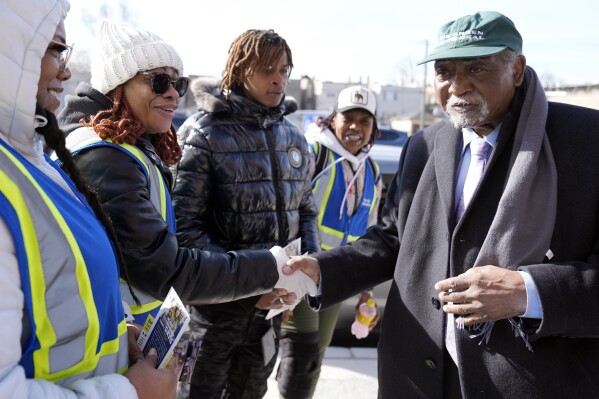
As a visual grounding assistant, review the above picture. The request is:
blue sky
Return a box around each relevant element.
[65,0,599,86]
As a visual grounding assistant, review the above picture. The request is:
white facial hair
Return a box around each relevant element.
[445,94,490,130]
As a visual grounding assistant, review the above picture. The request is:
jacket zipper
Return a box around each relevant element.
[264,124,286,246]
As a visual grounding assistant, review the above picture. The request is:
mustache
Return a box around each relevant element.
[446,93,485,107]
[444,92,491,130]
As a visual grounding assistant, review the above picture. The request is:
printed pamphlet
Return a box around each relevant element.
[137,287,190,369]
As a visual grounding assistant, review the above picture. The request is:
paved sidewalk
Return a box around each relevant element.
[265,347,378,399]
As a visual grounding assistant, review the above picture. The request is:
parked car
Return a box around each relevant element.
[377,126,408,147]
[371,126,407,192]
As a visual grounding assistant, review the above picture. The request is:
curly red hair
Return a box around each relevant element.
[83,86,182,166]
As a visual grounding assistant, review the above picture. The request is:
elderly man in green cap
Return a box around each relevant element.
[285,11,599,398]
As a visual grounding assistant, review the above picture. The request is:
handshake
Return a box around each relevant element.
[265,245,318,320]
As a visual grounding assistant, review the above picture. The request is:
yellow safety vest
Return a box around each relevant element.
[0,138,128,384]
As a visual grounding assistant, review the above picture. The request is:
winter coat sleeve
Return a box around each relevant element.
[73,146,278,306]
[172,124,266,313]
[172,124,226,253]
[0,220,138,399]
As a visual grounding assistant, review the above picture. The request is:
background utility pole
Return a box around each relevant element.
[419,39,429,131]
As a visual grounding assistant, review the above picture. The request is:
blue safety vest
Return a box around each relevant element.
[0,138,128,385]
[310,143,380,250]
[66,127,176,324]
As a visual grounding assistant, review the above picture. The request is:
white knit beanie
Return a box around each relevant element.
[91,20,184,94]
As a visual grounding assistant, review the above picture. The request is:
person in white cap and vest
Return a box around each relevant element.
[285,11,599,398]
[0,1,180,398]
[58,22,312,331]
[277,86,383,399]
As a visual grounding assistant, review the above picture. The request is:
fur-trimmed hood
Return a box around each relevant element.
[190,76,298,120]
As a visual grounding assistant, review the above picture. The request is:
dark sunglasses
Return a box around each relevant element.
[139,72,190,97]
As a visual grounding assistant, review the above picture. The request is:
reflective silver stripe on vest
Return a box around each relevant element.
[0,147,127,382]
[57,330,129,386]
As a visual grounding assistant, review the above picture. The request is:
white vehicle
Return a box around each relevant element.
[370,126,407,188]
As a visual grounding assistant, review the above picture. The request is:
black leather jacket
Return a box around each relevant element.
[172,80,320,313]
[57,82,278,305]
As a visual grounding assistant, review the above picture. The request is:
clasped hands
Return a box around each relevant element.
[260,248,321,319]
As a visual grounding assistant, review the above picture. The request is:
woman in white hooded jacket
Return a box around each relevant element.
[0,0,177,398]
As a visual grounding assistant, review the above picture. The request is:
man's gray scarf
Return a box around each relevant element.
[458,66,558,350]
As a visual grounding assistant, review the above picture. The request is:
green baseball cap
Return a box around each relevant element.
[417,11,522,65]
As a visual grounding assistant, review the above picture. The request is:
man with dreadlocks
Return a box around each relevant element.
[172,29,320,399]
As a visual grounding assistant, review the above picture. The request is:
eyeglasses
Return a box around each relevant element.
[139,72,190,97]
[48,40,74,68]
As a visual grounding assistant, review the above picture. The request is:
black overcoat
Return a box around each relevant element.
[316,97,599,398]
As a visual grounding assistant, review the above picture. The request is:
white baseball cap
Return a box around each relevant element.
[336,86,376,116]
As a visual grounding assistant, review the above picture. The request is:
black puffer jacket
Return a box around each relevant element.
[172,80,320,313]
[57,83,278,305]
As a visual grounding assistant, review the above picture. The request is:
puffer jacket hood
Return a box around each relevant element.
[190,77,298,125]
[0,0,70,157]
[190,77,228,113]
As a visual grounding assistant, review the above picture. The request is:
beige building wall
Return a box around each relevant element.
[547,90,599,110]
